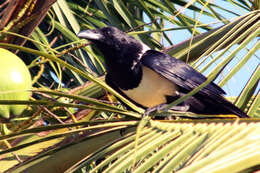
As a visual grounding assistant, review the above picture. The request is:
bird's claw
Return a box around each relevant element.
[143,104,190,117]
[143,104,165,117]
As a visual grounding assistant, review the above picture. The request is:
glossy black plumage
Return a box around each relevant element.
[78,27,249,118]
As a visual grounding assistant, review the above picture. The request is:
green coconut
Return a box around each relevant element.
[0,48,32,119]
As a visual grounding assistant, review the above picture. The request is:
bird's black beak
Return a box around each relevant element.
[77,29,104,41]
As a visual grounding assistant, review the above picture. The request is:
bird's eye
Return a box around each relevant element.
[122,38,126,42]
[104,29,111,35]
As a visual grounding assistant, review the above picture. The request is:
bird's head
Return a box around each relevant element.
[78,27,149,65]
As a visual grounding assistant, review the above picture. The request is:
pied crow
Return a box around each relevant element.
[78,26,249,118]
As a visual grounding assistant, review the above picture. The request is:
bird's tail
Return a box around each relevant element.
[222,100,249,118]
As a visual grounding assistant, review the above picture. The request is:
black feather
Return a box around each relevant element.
[141,50,225,97]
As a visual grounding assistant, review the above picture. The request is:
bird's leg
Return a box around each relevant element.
[144,104,190,117]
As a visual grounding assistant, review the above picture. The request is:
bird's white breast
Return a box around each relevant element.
[121,66,178,107]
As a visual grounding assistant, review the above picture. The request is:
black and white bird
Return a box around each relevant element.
[78,26,248,118]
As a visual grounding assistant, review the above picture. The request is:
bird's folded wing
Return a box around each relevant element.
[141,50,226,98]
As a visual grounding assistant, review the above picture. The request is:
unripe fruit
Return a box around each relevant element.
[0,48,32,119]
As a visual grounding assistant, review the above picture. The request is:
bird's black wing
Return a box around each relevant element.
[141,50,225,98]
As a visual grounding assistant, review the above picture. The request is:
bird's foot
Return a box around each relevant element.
[144,104,190,117]
[170,105,190,112]
[144,104,166,117]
